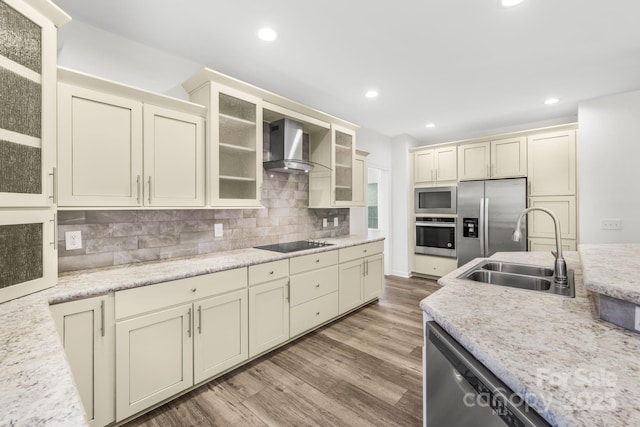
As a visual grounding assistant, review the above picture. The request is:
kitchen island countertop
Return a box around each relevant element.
[0,235,382,427]
[421,250,640,427]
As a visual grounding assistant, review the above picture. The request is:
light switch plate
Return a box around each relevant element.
[334,217,338,227]
[322,218,328,228]
[214,223,223,237]
[65,231,82,250]
[635,306,640,332]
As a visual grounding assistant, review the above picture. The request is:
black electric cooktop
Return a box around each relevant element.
[254,240,334,253]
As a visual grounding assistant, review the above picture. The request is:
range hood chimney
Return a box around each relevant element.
[263,118,314,174]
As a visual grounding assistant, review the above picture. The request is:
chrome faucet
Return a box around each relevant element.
[512,207,568,286]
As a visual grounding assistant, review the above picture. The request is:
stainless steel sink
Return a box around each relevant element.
[480,261,554,277]
[460,260,575,297]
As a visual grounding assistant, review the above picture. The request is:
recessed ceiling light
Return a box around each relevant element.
[426,123,436,128]
[258,28,278,42]
[499,0,524,7]
[544,97,559,105]
[365,90,379,98]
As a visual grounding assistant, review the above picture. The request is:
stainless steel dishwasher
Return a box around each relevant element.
[425,321,550,427]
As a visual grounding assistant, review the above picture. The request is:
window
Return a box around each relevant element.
[368,183,378,229]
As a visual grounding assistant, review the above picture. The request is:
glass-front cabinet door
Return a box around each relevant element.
[0,0,67,302]
[211,85,263,207]
[332,125,356,206]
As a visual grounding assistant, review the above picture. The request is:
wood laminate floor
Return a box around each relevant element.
[124,275,440,427]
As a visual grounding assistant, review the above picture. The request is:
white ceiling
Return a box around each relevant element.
[52,0,640,144]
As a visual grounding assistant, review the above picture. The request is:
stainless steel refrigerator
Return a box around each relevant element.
[457,178,527,267]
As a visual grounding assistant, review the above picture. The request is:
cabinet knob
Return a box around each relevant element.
[364,249,367,253]
[315,259,320,263]
[269,271,274,275]
[315,284,320,288]
[316,312,320,316]
[191,288,197,292]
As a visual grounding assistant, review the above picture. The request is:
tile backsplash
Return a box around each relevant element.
[57,172,349,273]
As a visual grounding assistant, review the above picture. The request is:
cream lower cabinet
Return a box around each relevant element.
[289,251,339,337]
[413,254,458,277]
[338,241,385,314]
[248,260,290,357]
[51,294,115,427]
[114,268,247,422]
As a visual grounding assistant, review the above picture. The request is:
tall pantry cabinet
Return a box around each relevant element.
[0,0,69,303]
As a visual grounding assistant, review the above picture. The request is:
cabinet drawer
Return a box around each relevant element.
[115,268,247,319]
[339,241,384,263]
[290,265,338,306]
[248,259,289,286]
[289,250,338,275]
[290,292,339,337]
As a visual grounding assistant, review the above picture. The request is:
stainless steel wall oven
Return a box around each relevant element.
[415,217,456,258]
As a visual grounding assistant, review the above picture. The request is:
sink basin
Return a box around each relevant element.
[465,270,551,291]
[479,261,553,277]
[459,260,575,297]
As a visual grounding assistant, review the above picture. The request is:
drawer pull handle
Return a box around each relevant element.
[191,288,197,292]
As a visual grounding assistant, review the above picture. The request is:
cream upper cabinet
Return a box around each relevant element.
[143,105,205,207]
[527,196,577,240]
[413,146,457,186]
[57,68,206,208]
[332,125,356,205]
[352,149,369,207]
[458,137,526,181]
[58,83,143,207]
[527,130,576,196]
[51,294,115,427]
[186,81,263,207]
[0,0,68,302]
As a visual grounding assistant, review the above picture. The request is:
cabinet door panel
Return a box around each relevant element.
[527,130,576,196]
[491,137,527,178]
[333,125,356,205]
[194,289,248,384]
[290,265,339,306]
[116,304,193,421]
[144,105,204,207]
[527,196,577,239]
[290,291,339,337]
[435,147,457,182]
[58,84,142,206]
[458,142,490,181]
[363,254,384,302]
[339,258,363,314]
[414,150,434,184]
[248,278,289,357]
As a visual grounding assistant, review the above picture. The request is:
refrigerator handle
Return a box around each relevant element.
[484,198,490,255]
[479,197,485,255]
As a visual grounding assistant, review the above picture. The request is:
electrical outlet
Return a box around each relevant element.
[322,218,328,228]
[214,223,223,238]
[65,231,82,250]
[635,306,640,332]
[601,219,622,230]
[334,217,338,227]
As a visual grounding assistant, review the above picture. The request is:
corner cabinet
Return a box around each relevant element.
[185,81,263,208]
[57,68,206,208]
[51,294,115,427]
[0,0,69,302]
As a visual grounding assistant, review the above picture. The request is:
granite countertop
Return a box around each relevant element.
[0,235,382,426]
[421,251,640,427]
[580,243,640,305]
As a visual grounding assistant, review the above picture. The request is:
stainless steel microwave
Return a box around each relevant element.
[415,186,457,214]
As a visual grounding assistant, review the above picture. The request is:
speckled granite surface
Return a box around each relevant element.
[580,243,640,305]
[421,251,640,427]
[0,235,381,426]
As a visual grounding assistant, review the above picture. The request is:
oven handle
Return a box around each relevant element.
[415,223,456,228]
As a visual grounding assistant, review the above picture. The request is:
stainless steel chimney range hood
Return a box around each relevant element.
[263,118,316,174]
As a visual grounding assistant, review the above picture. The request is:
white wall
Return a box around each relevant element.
[351,128,393,273]
[58,21,202,98]
[389,134,417,277]
[578,90,640,243]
